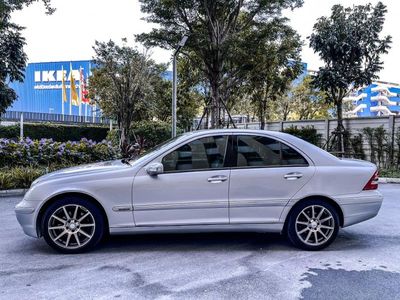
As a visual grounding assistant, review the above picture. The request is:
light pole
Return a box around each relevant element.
[172,35,188,138]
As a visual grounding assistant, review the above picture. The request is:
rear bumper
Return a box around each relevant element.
[336,190,384,227]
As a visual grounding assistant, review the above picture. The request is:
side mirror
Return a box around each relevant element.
[146,162,164,176]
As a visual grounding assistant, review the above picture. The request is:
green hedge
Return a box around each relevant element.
[0,123,109,142]
[283,125,323,147]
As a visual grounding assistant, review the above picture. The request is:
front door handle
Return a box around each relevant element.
[207,175,228,183]
[284,172,303,180]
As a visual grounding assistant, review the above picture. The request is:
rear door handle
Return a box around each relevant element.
[284,172,303,180]
[208,175,228,183]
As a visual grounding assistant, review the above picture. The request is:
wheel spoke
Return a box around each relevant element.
[80,223,95,228]
[65,233,71,247]
[316,207,325,219]
[305,230,312,242]
[78,229,91,238]
[51,215,65,223]
[320,216,333,223]
[311,206,315,219]
[74,233,81,246]
[320,225,334,230]
[298,227,309,234]
[314,231,318,244]
[78,212,90,222]
[301,211,311,221]
[63,207,70,220]
[49,226,64,230]
[54,230,67,241]
[296,221,309,226]
[73,205,79,219]
[319,230,328,240]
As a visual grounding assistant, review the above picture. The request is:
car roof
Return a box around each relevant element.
[182,129,339,166]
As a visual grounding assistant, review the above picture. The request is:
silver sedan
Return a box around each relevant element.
[15,129,383,253]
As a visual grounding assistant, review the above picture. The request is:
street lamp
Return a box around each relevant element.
[172,35,188,138]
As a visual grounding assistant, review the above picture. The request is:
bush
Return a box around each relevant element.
[0,123,109,142]
[283,125,323,147]
[0,167,47,190]
[0,138,120,168]
[130,120,173,150]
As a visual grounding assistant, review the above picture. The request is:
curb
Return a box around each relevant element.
[379,178,400,184]
[0,189,28,197]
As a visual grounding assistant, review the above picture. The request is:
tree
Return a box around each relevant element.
[309,2,391,154]
[273,76,331,121]
[89,40,162,154]
[151,55,202,131]
[244,19,303,129]
[0,0,54,115]
[137,0,303,128]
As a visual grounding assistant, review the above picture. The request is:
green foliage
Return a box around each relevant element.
[283,126,322,147]
[137,0,303,128]
[0,0,54,114]
[130,120,172,151]
[349,133,365,160]
[0,123,109,142]
[0,166,47,190]
[0,138,120,169]
[243,19,303,129]
[273,76,331,121]
[309,2,391,153]
[90,39,165,152]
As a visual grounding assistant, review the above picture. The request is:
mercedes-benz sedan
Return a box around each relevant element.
[15,129,383,253]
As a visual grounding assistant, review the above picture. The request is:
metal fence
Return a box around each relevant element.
[0,111,111,125]
[236,116,400,164]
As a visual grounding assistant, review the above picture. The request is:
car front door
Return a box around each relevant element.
[133,134,231,226]
[229,134,315,224]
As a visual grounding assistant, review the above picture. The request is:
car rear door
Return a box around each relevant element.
[228,134,315,224]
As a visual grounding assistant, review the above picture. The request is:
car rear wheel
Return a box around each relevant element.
[41,197,105,254]
[287,200,339,250]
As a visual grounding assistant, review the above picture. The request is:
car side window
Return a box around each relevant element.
[234,135,308,167]
[162,135,229,172]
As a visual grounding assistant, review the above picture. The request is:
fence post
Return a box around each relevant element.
[109,119,113,131]
[20,112,24,140]
[388,115,395,165]
[325,119,330,147]
[279,121,284,132]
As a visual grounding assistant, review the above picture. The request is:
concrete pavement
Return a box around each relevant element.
[1,184,399,299]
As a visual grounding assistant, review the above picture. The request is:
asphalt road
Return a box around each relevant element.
[1,184,400,300]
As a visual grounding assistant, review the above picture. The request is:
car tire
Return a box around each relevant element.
[41,196,105,254]
[287,199,339,251]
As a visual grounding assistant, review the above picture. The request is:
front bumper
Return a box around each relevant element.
[336,190,384,227]
[15,200,40,238]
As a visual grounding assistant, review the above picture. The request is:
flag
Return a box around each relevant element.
[80,68,90,103]
[70,63,80,106]
[61,66,67,102]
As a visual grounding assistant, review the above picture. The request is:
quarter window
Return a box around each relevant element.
[162,135,228,172]
[234,135,308,167]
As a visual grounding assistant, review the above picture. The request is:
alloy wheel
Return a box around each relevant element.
[295,205,335,246]
[47,204,96,250]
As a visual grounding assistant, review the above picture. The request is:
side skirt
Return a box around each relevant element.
[109,223,284,235]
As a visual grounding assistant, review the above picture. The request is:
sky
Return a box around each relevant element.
[11,0,400,83]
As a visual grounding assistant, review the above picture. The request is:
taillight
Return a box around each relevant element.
[363,171,379,190]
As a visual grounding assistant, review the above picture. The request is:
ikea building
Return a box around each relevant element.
[7,60,98,119]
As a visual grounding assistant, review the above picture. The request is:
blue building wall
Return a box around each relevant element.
[8,60,94,116]
[353,83,400,117]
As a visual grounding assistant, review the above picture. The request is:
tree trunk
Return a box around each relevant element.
[119,119,131,157]
[336,102,344,156]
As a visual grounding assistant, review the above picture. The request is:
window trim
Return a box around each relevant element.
[231,134,310,169]
[160,134,231,174]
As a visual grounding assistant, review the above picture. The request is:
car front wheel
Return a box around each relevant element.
[41,197,105,253]
[287,200,339,251]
